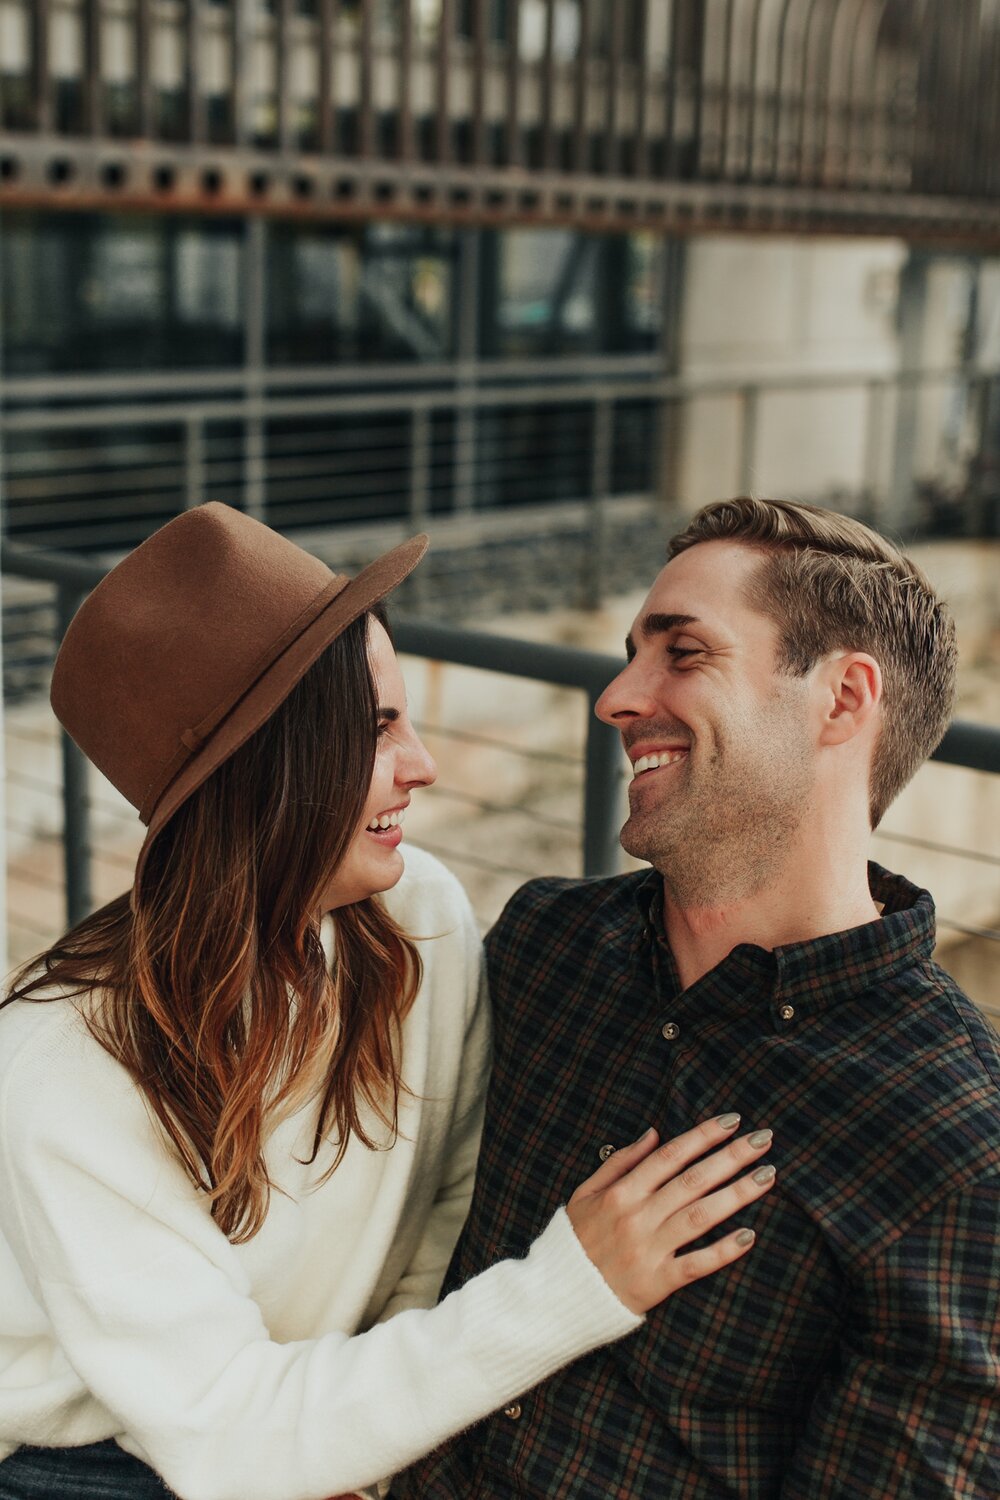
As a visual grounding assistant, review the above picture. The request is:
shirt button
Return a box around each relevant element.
[598,1143,616,1161]
[503,1402,522,1420]
[779,1004,795,1021]
[661,1021,680,1040]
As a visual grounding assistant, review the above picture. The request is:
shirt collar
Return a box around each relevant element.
[635,862,937,1014]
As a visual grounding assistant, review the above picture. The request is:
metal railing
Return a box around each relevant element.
[3,358,1000,562]
[3,540,999,950]
[1,1,1000,239]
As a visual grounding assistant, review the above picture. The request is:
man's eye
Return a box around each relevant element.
[666,646,700,660]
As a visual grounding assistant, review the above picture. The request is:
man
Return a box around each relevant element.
[399,497,1000,1499]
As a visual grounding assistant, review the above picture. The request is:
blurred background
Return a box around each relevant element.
[0,0,997,1026]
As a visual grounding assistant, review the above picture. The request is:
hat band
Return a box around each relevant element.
[137,572,348,824]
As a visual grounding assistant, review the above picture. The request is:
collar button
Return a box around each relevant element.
[779,1004,795,1021]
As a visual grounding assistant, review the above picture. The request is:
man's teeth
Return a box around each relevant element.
[631,750,688,778]
[367,811,405,831]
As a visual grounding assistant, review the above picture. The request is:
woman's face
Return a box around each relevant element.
[319,619,437,911]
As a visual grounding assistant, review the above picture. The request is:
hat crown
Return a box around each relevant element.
[52,504,345,818]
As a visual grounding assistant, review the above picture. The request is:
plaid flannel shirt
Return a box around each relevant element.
[398,864,1000,1499]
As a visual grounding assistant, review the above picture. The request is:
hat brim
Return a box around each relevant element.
[133,532,428,893]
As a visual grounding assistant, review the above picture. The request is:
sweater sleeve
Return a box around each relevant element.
[0,1022,639,1500]
[376,900,491,1325]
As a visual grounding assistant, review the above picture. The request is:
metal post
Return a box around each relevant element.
[583,707,623,876]
[56,583,92,927]
[410,406,431,528]
[861,378,886,526]
[888,250,930,535]
[184,413,206,510]
[243,218,267,522]
[409,406,431,610]
[453,230,481,512]
[738,384,759,494]
[586,398,613,608]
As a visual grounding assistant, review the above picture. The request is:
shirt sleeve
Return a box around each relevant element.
[0,1018,639,1500]
[779,1179,1000,1499]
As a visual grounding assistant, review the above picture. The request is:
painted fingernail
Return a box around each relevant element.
[748,1129,772,1149]
[735,1228,756,1247]
[717,1112,741,1130]
[752,1164,776,1185]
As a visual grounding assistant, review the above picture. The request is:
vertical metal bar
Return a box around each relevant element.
[359,0,375,159]
[57,585,92,928]
[276,0,292,152]
[410,406,431,528]
[633,0,650,178]
[586,398,613,609]
[437,0,454,163]
[187,0,205,144]
[605,0,624,176]
[771,0,796,181]
[409,404,431,612]
[398,0,414,160]
[318,0,337,155]
[84,0,103,136]
[717,0,736,178]
[540,0,557,169]
[33,0,53,133]
[573,0,591,171]
[743,0,765,179]
[738,385,758,493]
[861,377,885,525]
[583,710,623,876]
[505,0,522,166]
[796,0,824,184]
[471,0,487,165]
[184,415,206,511]
[453,231,480,513]
[243,219,267,524]
[136,0,155,138]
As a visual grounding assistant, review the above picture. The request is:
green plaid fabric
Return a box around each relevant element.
[397,865,1000,1498]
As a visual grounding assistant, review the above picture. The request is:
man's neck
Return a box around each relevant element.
[661,843,882,993]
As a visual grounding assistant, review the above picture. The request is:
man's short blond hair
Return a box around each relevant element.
[669,497,958,827]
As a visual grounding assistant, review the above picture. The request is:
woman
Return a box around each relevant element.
[0,504,776,1500]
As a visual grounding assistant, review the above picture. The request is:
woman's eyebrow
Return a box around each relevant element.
[377,706,401,722]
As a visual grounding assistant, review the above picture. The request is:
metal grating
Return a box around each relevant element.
[0,1,999,240]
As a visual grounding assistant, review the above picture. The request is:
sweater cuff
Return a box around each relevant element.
[449,1206,644,1403]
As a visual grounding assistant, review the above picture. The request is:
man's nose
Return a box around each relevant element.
[595,661,659,725]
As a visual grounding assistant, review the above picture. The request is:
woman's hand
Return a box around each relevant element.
[566,1113,775,1316]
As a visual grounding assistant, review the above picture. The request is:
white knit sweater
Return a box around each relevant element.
[0,847,639,1500]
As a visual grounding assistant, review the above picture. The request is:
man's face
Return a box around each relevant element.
[595,540,817,905]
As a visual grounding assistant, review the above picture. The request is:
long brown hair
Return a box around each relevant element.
[4,606,421,1242]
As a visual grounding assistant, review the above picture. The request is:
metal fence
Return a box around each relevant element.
[3,538,999,1026]
[2,1,1000,239]
[3,358,999,561]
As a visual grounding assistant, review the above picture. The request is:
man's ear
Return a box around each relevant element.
[816,653,882,747]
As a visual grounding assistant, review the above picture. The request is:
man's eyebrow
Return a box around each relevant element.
[625,613,700,659]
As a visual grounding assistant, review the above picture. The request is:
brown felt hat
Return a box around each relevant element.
[51,502,427,889]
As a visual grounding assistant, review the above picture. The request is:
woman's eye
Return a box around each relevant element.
[376,721,391,738]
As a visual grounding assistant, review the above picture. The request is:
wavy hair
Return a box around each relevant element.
[4,606,421,1242]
